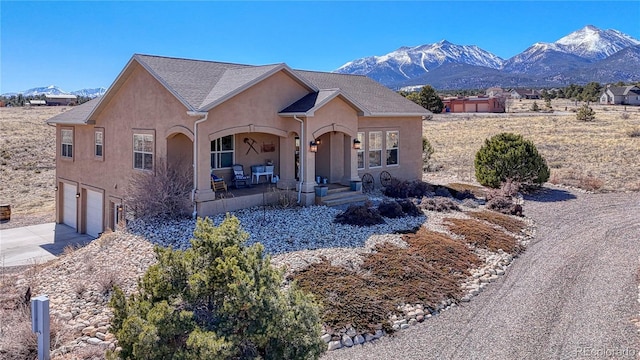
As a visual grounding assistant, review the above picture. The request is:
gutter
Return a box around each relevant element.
[187,111,209,218]
[293,115,304,203]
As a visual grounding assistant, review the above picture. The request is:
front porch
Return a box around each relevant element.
[202,181,366,214]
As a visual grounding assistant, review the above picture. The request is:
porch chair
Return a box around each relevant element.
[211,173,228,193]
[232,164,250,188]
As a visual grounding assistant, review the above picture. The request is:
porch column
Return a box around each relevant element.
[194,131,215,204]
[299,145,316,205]
[342,134,360,185]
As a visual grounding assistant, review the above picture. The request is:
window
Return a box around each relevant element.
[95,130,103,158]
[61,129,73,158]
[368,131,382,168]
[356,132,365,169]
[386,131,399,166]
[133,134,153,170]
[211,135,234,169]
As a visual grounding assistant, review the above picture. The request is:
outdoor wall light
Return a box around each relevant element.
[54,186,58,191]
[353,138,362,150]
[315,138,322,145]
[76,193,80,198]
[309,141,318,153]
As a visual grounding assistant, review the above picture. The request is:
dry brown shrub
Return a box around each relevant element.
[467,210,527,234]
[446,218,522,254]
[420,197,460,212]
[625,126,640,138]
[577,175,605,192]
[124,157,193,220]
[293,229,481,333]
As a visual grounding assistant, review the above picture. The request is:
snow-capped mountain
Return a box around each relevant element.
[503,25,640,73]
[337,25,640,89]
[335,40,504,87]
[5,85,69,97]
[2,86,106,98]
[71,87,107,98]
[555,25,640,60]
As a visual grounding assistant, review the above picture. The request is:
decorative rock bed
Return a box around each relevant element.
[19,191,533,356]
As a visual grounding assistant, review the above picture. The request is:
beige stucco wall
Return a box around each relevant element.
[356,116,423,183]
[55,62,195,232]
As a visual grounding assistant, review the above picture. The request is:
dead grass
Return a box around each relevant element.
[0,107,62,227]
[445,218,522,254]
[425,100,640,192]
[293,228,481,333]
[446,182,486,198]
[467,210,527,234]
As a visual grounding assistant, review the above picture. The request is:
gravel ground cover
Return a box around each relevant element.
[321,187,640,359]
[126,204,426,254]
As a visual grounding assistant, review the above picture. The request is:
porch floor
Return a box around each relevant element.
[214,182,346,199]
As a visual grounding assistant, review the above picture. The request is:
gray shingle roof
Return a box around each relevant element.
[607,85,640,96]
[294,70,428,115]
[46,97,101,124]
[47,54,429,124]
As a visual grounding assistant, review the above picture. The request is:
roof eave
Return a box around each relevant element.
[365,112,431,117]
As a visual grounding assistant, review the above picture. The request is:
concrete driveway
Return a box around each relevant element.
[0,223,94,267]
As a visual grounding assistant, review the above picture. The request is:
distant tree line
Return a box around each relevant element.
[0,94,93,107]
[400,81,640,109]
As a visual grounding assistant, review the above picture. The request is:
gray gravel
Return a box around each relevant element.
[322,187,640,359]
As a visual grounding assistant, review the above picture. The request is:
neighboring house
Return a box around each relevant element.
[29,99,46,106]
[442,96,505,113]
[485,87,504,97]
[510,89,540,99]
[599,85,640,105]
[46,94,78,106]
[46,54,429,236]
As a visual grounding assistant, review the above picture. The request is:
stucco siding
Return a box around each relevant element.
[356,116,422,182]
[55,63,196,231]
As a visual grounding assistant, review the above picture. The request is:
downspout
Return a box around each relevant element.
[187,111,209,218]
[293,115,304,203]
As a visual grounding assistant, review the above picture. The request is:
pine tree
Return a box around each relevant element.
[405,85,444,114]
[110,216,325,359]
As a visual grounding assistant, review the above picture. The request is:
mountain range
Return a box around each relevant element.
[1,85,106,98]
[335,25,640,90]
[5,26,639,95]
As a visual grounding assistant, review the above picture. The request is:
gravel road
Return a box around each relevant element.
[322,187,640,359]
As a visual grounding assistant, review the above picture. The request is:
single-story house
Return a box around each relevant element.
[46,54,429,236]
[46,94,78,106]
[510,89,540,100]
[599,85,640,105]
[442,96,505,113]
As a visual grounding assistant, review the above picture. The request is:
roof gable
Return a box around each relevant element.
[198,64,318,111]
[279,89,367,116]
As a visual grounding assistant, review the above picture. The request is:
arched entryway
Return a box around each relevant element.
[167,132,194,186]
[314,131,355,186]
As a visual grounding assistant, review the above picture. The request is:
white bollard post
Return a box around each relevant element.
[31,295,50,360]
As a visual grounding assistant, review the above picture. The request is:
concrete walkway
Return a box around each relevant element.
[0,223,94,267]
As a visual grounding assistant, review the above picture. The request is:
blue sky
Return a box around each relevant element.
[1,1,639,93]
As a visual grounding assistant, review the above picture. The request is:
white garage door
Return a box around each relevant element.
[62,182,77,229]
[86,189,103,238]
